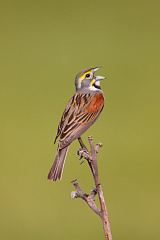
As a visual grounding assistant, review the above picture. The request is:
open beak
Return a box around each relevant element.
[92,67,105,81]
[95,75,105,81]
[93,66,101,72]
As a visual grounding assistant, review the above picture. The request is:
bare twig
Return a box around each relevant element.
[71,179,101,216]
[71,136,112,240]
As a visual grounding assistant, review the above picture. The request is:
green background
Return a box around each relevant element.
[0,0,160,239]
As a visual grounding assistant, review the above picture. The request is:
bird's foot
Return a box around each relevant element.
[77,147,90,164]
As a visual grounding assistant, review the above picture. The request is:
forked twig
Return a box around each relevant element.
[71,136,112,240]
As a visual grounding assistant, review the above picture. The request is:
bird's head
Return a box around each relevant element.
[75,67,105,91]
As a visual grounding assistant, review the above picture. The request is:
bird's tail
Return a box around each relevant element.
[48,146,69,181]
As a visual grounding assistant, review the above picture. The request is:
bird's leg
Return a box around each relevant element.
[78,137,89,164]
[78,137,87,150]
[77,138,94,174]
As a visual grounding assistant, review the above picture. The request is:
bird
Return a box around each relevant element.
[48,67,105,181]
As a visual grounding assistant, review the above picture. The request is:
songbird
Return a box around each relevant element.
[48,67,105,181]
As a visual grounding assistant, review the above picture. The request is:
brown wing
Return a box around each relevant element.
[54,96,75,144]
[54,91,104,149]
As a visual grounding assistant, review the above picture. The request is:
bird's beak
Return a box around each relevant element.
[93,66,101,72]
[95,75,105,81]
[92,67,105,81]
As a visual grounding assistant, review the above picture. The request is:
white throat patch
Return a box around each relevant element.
[89,80,100,91]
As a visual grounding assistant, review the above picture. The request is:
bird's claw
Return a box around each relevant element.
[80,159,85,165]
[77,148,89,164]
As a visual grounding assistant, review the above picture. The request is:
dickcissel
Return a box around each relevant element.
[48,67,105,181]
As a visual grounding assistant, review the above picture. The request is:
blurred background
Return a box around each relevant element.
[0,0,160,239]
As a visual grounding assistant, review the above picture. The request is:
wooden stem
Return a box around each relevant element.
[71,136,112,240]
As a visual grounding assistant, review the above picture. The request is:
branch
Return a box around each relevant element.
[71,136,112,240]
[71,179,101,216]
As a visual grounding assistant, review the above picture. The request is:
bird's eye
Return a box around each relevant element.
[85,73,90,78]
